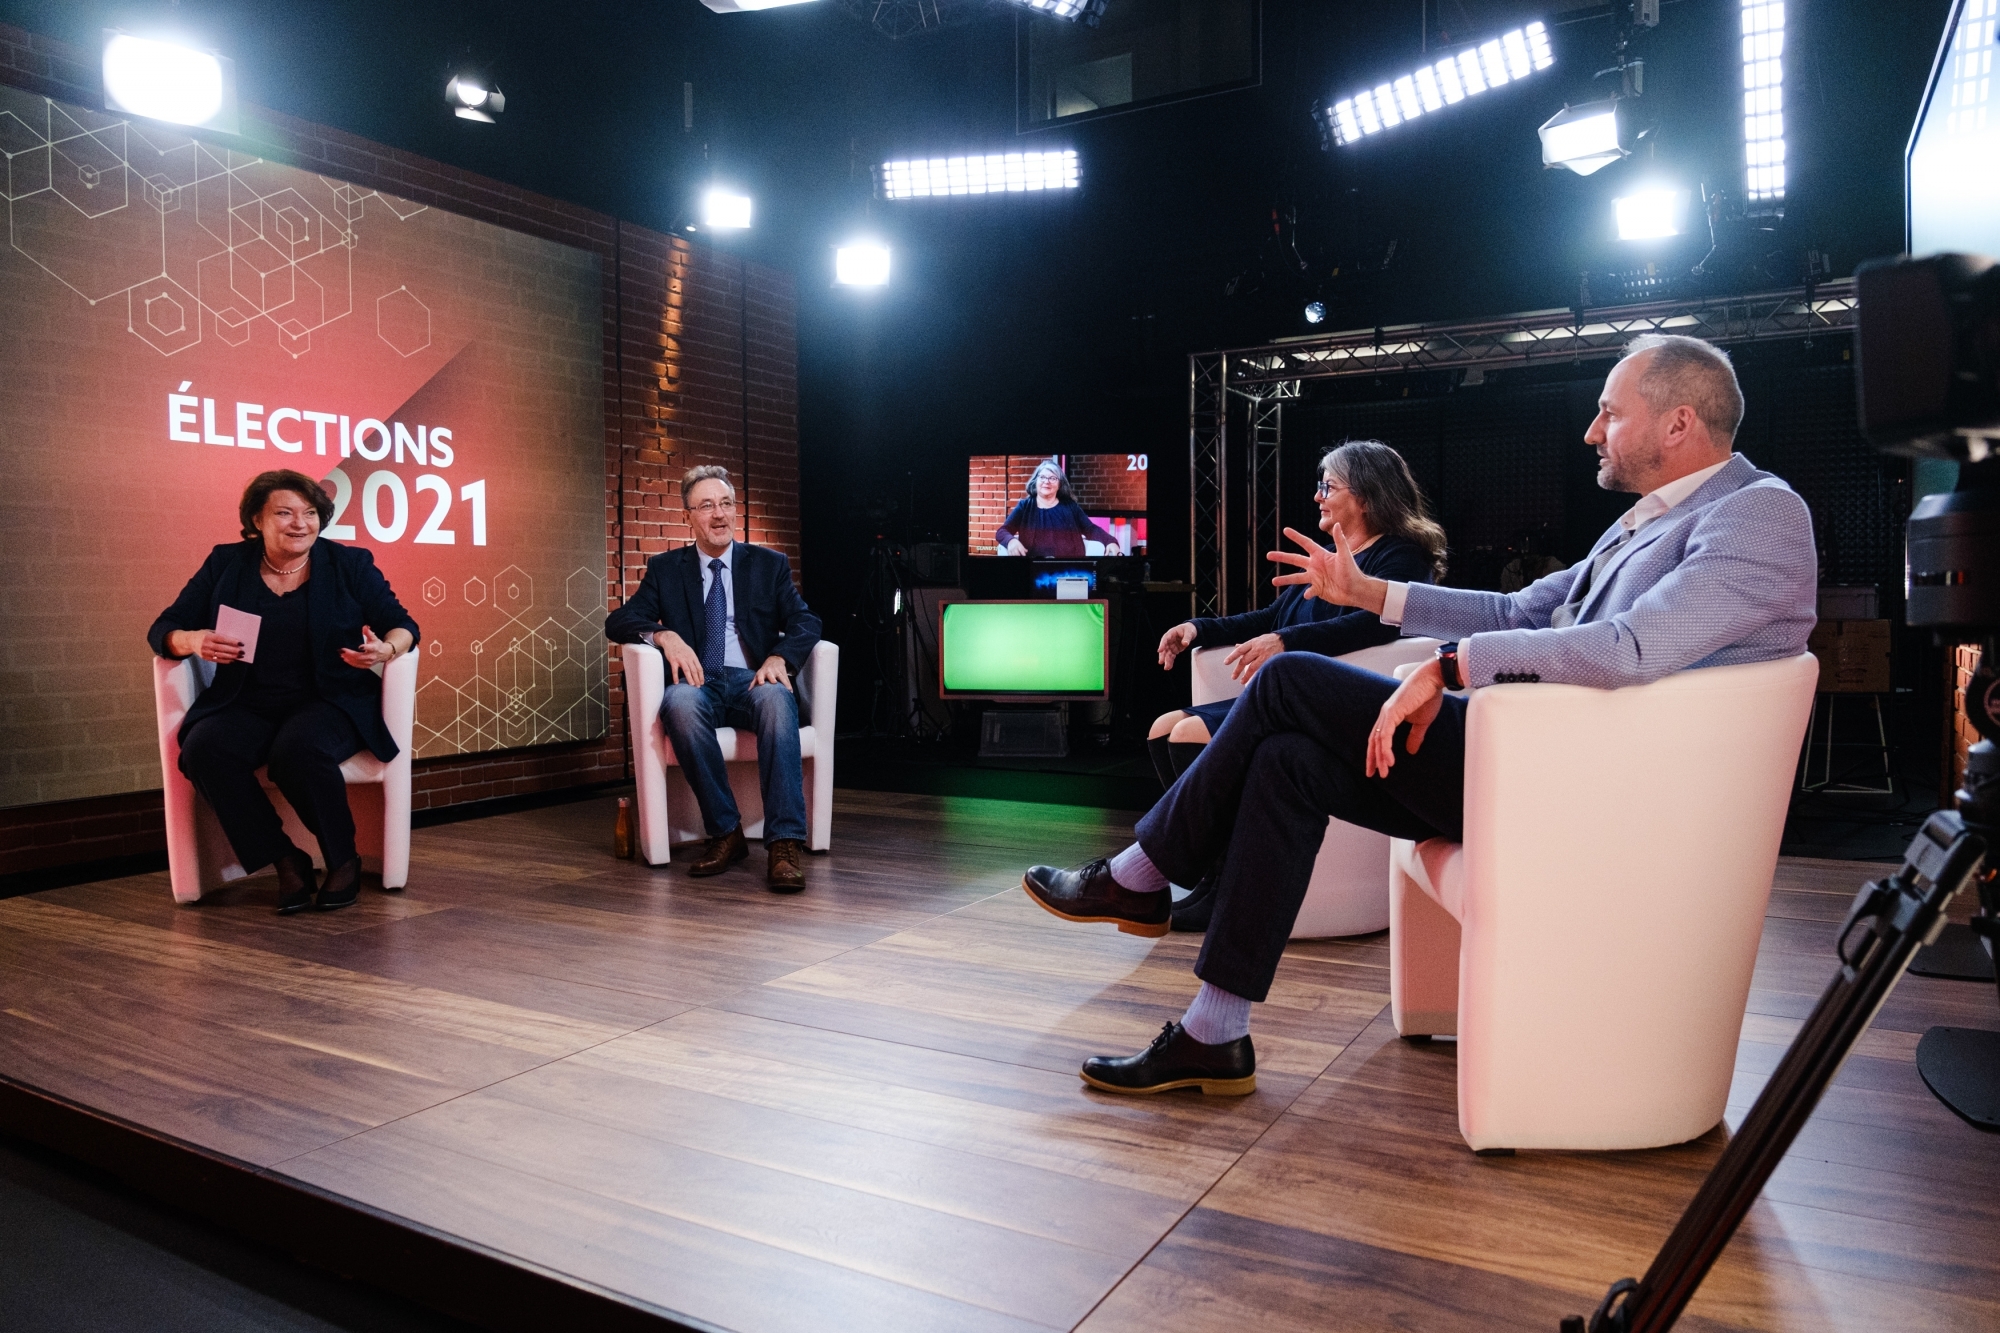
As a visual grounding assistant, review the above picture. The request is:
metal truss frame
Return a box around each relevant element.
[1189,280,1857,616]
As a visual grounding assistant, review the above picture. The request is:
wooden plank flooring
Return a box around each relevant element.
[0,791,1994,1331]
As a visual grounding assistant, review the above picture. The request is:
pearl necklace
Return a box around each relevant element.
[263,552,309,577]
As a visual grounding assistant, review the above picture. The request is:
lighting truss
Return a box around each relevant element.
[1320,22,1554,148]
[877,150,1080,198]
[1742,1,1786,201]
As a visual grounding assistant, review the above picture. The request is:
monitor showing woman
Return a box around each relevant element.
[148,470,420,915]
[995,459,1118,558]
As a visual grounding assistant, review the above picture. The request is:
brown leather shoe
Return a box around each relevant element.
[688,827,748,877]
[766,838,806,893]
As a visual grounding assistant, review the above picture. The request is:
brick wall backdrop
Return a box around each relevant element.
[1064,453,1148,519]
[0,25,800,876]
[1951,643,1980,800]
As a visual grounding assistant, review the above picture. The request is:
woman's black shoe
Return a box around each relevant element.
[273,851,317,915]
[1171,875,1217,934]
[315,856,363,912]
[1081,1021,1256,1096]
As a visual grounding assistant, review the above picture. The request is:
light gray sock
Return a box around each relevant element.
[1107,842,1169,894]
[1180,981,1252,1045]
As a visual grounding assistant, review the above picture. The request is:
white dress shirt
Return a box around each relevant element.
[699,542,751,670]
[1379,455,1734,679]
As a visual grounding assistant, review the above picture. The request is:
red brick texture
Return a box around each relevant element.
[1951,643,1980,798]
[0,26,800,876]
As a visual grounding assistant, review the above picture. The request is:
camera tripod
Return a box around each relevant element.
[1565,719,1996,1332]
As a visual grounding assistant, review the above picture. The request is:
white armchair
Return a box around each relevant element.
[152,652,417,905]
[1189,634,1441,937]
[620,640,838,866]
[1388,652,1818,1152]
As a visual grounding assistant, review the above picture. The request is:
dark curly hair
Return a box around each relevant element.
[239,470,334,539]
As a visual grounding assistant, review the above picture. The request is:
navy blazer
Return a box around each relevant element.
[605,541,821,672]
[1189,533,1436,658]
[147,539,422,761]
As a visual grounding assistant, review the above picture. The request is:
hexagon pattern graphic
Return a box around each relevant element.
[0,96,429,358]
[413,565,608,759]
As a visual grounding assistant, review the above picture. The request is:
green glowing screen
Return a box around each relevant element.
[940,600,1107,696]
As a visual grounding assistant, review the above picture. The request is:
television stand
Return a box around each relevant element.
[980,705,1069,759]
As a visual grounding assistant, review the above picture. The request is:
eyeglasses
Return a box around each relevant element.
[1315,479,1349,498]
[689,498,737,516]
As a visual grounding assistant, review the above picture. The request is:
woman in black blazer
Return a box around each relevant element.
[149,470,420,913]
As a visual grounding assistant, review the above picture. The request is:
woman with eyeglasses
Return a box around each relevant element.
[1149,440,1444,930]
[148,470,420,914]
[995,459,1118,558]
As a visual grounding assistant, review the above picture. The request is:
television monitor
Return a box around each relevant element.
[1908,0,2000,259]
[938,600,1109,699]
[968,453,1148,558]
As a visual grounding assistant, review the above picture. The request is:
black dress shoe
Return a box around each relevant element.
[315,857,362,912]
[688,827,748,877]
[274,851,317,915]
[1171,875,1217,934]
[1081,1021,1256,1096]
[1022,859,1171,938]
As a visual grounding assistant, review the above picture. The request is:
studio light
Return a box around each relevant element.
[1320,22,1553,148]
[702,189,754,230]
[1304,301,1327,325]
[698,0,821,12]
[1538,98,1629,176]
[101,31,237,132]
[1614,187,1690,240]
[878,151,1079,199]
[1741,0,1786,202]
[835,242,892,287]
[445,75,505,123]
[1007,0,1109,22]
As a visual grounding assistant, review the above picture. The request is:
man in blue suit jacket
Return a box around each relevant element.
[1019,335,1818,1096]
[606,466,822,890]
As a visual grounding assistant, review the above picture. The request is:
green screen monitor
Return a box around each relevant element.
[939,599,1108,699]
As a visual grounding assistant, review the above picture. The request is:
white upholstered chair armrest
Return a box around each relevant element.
[619,641,674,865]
[798,640,838,733]
[1188,646,1239,706]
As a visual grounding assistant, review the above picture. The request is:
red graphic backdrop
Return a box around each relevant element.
[0,89,606,809]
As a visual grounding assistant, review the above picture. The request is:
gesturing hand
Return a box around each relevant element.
[339,625,396,669]
[1157,622,1197,669]
[1267,524,1384,612]
[751,654,792,691]
[653,631,705,687]
[173,630,244,664]
[1366,659,1447,779]
[1224,632,1284,683]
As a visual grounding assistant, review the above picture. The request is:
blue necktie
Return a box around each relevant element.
[702,558,728,670]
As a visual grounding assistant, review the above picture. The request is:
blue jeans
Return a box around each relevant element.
[660,666,807,843]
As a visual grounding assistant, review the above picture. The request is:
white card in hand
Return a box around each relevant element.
[215,604,262,663]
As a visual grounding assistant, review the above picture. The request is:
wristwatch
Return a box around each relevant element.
[1435,641,1464,691]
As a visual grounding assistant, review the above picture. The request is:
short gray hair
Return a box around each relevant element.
[1620,334,1745,444]
[681,464,734,504]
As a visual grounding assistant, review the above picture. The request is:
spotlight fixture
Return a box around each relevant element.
[1320,22,1553,148]
[1614,187,1690,240]
[877,151,1079,199]
[1304,301,1327,325]
[101,31,237,132]
[702,189,754,230]
[1537,98,1630,176]
[445,75,505,123]
[698,0,821,11]
[1740,0,1786,203]
[835,241,892,286]
[1008,0,1108,22]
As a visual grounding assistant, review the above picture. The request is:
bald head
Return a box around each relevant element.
[1585,335,1739,495]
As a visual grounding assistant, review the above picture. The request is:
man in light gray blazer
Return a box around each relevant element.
[1016,334,1818,1097]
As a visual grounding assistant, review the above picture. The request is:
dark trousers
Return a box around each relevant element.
[179,700,365,875]
[1134,653,1469,1002]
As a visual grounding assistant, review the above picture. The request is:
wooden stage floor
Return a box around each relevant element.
[1,791,1995,1332]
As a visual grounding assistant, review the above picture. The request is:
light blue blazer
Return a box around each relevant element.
[1401,453,1817,690]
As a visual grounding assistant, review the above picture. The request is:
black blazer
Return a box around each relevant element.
[147,539,421,762]
[1189,533,1437,658]
[605,541,821,672]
